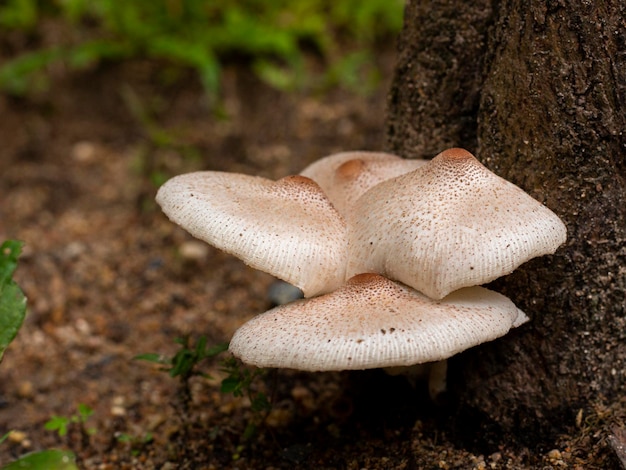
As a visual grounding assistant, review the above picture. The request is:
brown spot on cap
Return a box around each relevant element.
[336,159,365,180]
[436,147,475,163]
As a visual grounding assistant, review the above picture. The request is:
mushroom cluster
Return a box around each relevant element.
[157,148,566,387]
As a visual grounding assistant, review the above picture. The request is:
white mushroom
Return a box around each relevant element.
[156,172,347,297]
[346,148,567,299]
[300,151,427,216]
[229,273,528,371]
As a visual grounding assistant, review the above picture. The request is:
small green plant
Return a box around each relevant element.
[136,336,271,442]
[43,403,96,467]
[44,404,96,438]
[135,335,229,425]
[135,335,228,381]
[220,356,271,414]
[116,431,153,457]
[0,240,27,363]
[220,356,272,441]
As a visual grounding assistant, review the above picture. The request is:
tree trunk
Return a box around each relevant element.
[386,0,626,440]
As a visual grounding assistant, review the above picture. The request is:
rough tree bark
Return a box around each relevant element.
[386,0,626,440]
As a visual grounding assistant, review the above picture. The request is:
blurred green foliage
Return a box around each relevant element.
[0,240,27,363]
[0,449,77,470]
[0,0,404,96]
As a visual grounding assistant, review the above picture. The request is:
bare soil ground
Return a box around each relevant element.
[0,47,623,469]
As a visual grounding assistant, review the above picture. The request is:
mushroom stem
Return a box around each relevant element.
[383,360,448,403]
[428,359,448,403]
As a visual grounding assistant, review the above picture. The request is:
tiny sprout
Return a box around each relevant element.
[44,404,96,437]
[136,337,272,442]
[45,416,71,437]
[220,356,271,413]
[116,431,154,456]
[134,336,229,381]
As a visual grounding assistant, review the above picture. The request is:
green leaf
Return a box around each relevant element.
[58,0,88,23]
[241,422,257,441]
[169,348,195,378]
[250,392,271,413]
[0,449,77,470]
[204,342,229,357]
[67,39,133,69]
[195,335,207,356]
[44,416,69,437]
[76,403,94,421]
[0,240,27,362]
[116,433,132,443]
[253,59,299,91]
[0,0,38,30]
[149,170,169,188]
[133,352,169,365]
[220,376,242,395]
[0,240,21,285]
[0,48,64,95]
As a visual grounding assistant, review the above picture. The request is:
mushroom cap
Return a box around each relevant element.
[300,151,427,216]
[229,273,528,371]
[346,148,567,299]
[156,172,347,297]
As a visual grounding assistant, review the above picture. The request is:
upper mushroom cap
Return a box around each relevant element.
[346,148,568,299]
[229,273,528,371]
[300,151,427,216]
[156,172,347,297]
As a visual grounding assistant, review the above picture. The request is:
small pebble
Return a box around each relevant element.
[17,381,34,398]
[265,407,293,427]
[291,385,315,411]
[267,281,303,305]
[111,395,126,416]
[72,141,97,162]
[547,449,562,460]
[179,241,209,260]
[75,317,92,336]
[8,430,27,444]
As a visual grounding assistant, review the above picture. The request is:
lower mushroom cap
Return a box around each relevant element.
[229,273,528,371]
